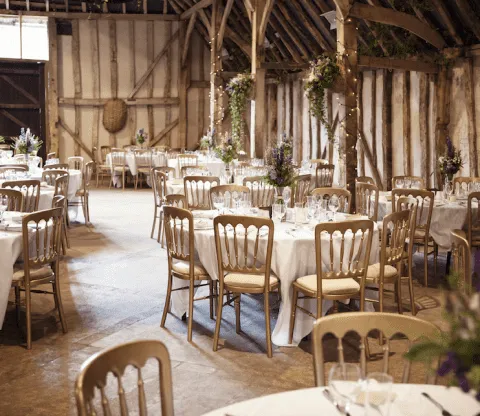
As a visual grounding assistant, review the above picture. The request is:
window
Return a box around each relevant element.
[0,15,48,60]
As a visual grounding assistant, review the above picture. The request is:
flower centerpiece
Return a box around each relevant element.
[136,128,148,148]
[199,128,215,151]
[304,54,341,142]
[226,73,254,144]
[264,134,295,198]
[438,137,463,181]
[406,277,480,401]
[12,128,42,157]
[215,134,239,165]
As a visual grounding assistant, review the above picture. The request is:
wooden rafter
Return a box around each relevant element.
[271,9,309,58]
[296,0,335,51]
[358,56,439,73]
[58,118,94,159]
[217,0,234,50]
[269,14,303,62]
[455,0,480,41]
[180,0,212,19]
[0,109,25,127]
[258,0,274,46]
[182,12,197,67]
[0,9,179,20]
[150,119,179,146]
[0,75,39,105]
[430,0,463,45]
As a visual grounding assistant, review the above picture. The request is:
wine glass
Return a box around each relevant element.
[294,202,306,229]
[272,203,285,223]
[444,181,454,202]
[232,191,242,210]
[306,196,316,223]
[328,195,340,221]
[282,187,291,208]
[328,363,362,414]
[395,179,404,189]
[212,195,225,214]
[364,372,394,416]
[404,178,412,189]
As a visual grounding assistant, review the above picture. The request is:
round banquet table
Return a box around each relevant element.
[30,169,83,202]
[202,385,480,416]
[170,212,379,346]
[168,157,225,178]
[105,152,166,177]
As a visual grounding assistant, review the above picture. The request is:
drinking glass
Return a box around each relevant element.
[232,191,242,210]
[444,181,454,201]
[213,195,225,214]
[294,202,306,228]
[328,195,340,221]
[272,203,285,223]
[328,363,361,414]
[404,178,412,189]
[306,196,316,222]
[0,205,6,224]
[364,372,393,416]
[395,179,404,189]
[282,187,291,208]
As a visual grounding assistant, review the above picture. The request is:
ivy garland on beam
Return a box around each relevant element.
[226,73,254,144]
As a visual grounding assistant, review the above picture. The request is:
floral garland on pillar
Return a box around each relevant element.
[226,73,254,145]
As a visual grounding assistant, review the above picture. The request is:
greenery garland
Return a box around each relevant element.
[226,73,254,143]
[304,54,341,143]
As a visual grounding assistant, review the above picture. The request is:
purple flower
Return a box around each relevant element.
[457,372,470,393]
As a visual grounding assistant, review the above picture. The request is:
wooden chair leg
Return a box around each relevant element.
[397,278,403,314]
[209,281,214,320]
[14,286,20,327]
[151,206,157,239]
[408,265,416,316]
[288,286,299,344]
[25,287,32,350]
[54,275,68,333]
[423,240,428,287]
[234,293,241,334]
[63,215,70,249]
[434,242,438,280]
[213,281,224,352]
[264,291,273,358]
[161,273,173,328]
[187,279,194,342]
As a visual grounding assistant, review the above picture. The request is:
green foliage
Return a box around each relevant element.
[226,73,254,144]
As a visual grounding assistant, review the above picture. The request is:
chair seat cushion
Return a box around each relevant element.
[414,229,426,239]
[295,274,360,295]
[76,189,87,197]
[224,272,278,289]
[172,260,208,277]
[366,263,398,282]
[13,265,53,282]
[113,166,129,172]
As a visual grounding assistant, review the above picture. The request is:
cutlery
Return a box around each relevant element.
[421,392,455,416]
[323,388,351,416]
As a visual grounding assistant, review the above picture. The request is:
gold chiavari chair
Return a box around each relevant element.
[110,148,129,190]
[288,220,374,344]
[46,152,56,160]
[2,179,40,212]
[355,176,375,185]
[151,168,168,245]
[364,210,412,314]
[315,164,335,188]
[154,166,176,179]
[165,194,187,208]
[177,154,198,171]
[11,208,67,349]
[392,175,425,189]
[311,158,329,166]
[180,165,208,178]
[123,144,137,151]
[451,230,472,295]
[0,143,11,151]
[184,176,220,210]
[0,163,28,170]
[54,174,71,249]
[243,176,275,208]
[392,189,436,286]
[13,153,26,162]
[68,156,84,171]
[355,182,379,221]
[292,174,312,206]
[42,168,68,186]
[96,145,112,187]
[44,163,69,170]
[453,177,480,195]
[161,206,216,342]
[210,185,250,209]
[134,149,153,190]
[52,195,68,255]
[312,312,440,386]
[75,340,174,416]
[467,192,480,250]
[0,188,23,211]
[0,166,27,175]
[311,187,351,213]
[69,161,94,225]
[213,215,278,357]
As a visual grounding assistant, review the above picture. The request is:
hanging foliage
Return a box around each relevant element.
[304,54,341,143]
[226,73,254,144]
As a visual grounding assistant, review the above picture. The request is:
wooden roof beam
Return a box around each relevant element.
[271,9,310,58]
[217,0,234,50]
[180,0,212,20]
[430,0,463,45]
[358,56,439,73]
[455,0,480,42]
[258,0,275,46]
[0,9,180,20]
[269,15,303,63]
[298,0,336,50]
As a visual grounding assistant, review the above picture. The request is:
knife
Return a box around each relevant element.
[323,388,351,416]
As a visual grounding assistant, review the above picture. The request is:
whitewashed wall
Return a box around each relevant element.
[56,20,210,161]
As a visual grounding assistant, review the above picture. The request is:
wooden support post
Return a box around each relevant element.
[402,71,411,175]
[198,34,205,139]
[267,83,277,151]
[128,21,136,145]
[464,58,478,176]
[47,17,59,154]
[327,90,333,164]
[178,21,190,149]
[435,66,451,188]
[419,73,429,185]
[147,21,154,145]
[209,0,219,132]
[357,72,365,177]
[91,19,100,160]
[109,20,118,147]
[71,19,82,156]
[382,69,393,190]
[370,70,377,165]
[165,22,172,147]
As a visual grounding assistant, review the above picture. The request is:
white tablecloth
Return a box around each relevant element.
[378,192,468,249]
[30,169,82,201]
[106,153,167,177]
[168,158,225,178]
[170,213,379,346]
[203,385,480,416]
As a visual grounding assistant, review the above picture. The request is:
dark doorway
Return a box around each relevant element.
[0,61,46,160]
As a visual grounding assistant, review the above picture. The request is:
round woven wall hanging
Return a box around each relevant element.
[103,99,127,133]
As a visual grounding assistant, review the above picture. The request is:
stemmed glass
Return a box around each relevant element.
[444,181,454,202]
[212,195,225,214]
[364,372,394,416]
[328,363,362,415]
[306,196,316,223]
[232,191,242,210]
[272,203,285,224]
[404,178,412,189]
[328,195,340,221]
[282,187,291,208]
[395,179,404,189]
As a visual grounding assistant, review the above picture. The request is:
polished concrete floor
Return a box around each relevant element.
[0,188,450,415]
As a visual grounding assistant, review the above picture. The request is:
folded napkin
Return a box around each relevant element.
[194,219,213,230]
[192,210,216,219]
[2,222,23,232]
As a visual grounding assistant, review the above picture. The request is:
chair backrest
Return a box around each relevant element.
[44,163,69,170]
[84,161,94,190]
[355,176,375,185]
[311,187,351,213]
[111,148,126,168]
[42,169,68,186]
[134,150,153,169]
[392,175,425,189]
[0,166,28,175]
[47,152,56,160]
[315,164,334,188]
[177,154,198,170]
[75,340,174,416]
[0,188,23,211]
[54,174,70,199]
[153,166,175,179]
[68,156,84,171]
[180,165,208,178]
[311,158,329,166]
[13,154,26,162]
[392,189,434,233]
[52,194,65,210]
[451,230,472,295]
[0,163,28,170]
[100,146,111,163]
[210,185,250,209]
[163,206,194,269]
[453,177,480,194]
[380,210,411,267]
[467,192,480,248]
[214,215,274,290]
[154,151,168,167]
[165,194,187,208]
[22,207,63,278]
[151,168,167,208]
[292,174,311,206]
[243,176,275,208]
[355,182,379,221]
[2,179,40,212]
[312,312,440,386]
[184,176,219,210]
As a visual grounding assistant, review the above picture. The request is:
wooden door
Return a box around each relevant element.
[0,61,46,160]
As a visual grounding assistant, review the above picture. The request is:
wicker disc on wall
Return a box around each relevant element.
[102,99,127,133]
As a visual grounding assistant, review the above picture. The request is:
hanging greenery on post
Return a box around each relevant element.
[304,54,342,142]
[226,73,254,144]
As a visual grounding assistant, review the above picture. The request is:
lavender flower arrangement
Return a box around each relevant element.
[438,137,463,180]
[406,276,480,400]
[215,135,239,164]
[12,128,42,154]
[136,128,148,146]
[264,134,295,188]
[199,128,215,150]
